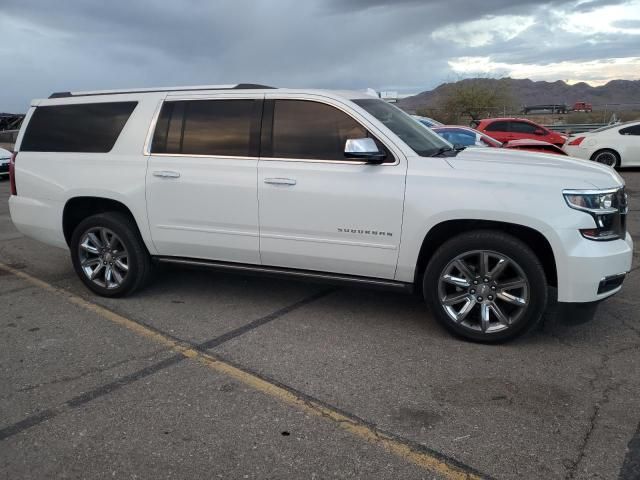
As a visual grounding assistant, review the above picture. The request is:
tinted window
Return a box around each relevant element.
[270,100,371,161]
[510,121,539,134]
[620,124,640,135]
[152,99,258,156]
[437,129,478,146]
[353,99,450,157]
[485,121,509,132]
[21,102,137,153]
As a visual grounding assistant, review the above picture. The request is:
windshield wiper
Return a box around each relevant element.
[431,146,454,157]
[430,145,466,157]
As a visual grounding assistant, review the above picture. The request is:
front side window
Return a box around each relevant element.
[21,102,137,153]
[352,99,450,157]
[151,99,259,156]
[269,100,374,161]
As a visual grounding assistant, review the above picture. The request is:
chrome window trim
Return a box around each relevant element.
[260,157,369,165]
[142,95,259,157]
[145,152,257,161]
[143,98,166,156]
[266,96,400,166]
[144,95,401,166]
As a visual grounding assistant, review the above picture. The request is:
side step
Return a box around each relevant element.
[155,256,413,293]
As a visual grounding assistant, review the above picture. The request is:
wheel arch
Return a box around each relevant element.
[62,197,145,247]
[414,219,557,289]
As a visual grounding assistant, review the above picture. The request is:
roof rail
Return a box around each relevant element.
[48,83,276,99]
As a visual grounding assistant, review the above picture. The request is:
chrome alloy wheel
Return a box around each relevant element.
[437,250,529,334]
[78,227,129,289]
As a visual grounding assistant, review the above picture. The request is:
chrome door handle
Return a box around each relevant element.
[152,170,181,178]
[264,178,296,186]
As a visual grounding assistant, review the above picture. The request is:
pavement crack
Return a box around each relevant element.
[2,347,172,400]
[563,352,622,480]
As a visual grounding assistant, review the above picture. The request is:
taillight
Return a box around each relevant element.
[568,136,584,146]
[9,152,17,195]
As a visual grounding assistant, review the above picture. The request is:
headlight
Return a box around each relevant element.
[563,188,628,241]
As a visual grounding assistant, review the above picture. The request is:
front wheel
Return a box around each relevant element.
[423,230,548,343]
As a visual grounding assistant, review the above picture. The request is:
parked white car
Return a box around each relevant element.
[0,146,11,177]
[563,120,640,168]
[8,84,633,342]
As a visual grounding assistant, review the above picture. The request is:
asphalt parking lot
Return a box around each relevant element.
[1,173,639,480]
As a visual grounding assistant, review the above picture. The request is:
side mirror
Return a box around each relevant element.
[534,128,545,136]
[344,138,386,164]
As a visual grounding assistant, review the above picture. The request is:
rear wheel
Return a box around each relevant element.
[70,212,152,297]
[423,230,547,343]
[591,149,620,168]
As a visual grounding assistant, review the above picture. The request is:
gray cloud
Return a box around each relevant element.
[0,0,638,112]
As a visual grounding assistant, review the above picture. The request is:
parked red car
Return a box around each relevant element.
[472,118,567,147]
[431,126,568,155]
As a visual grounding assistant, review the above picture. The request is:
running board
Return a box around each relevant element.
[155,256,413,293]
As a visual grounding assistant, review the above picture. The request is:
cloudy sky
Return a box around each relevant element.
[1,0,639,112]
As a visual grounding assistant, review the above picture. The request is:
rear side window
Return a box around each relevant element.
[151,99,260,156]
[269,100,370,161]
[485,121,509,132]
[619,124,640,135]
[21,102,137,152]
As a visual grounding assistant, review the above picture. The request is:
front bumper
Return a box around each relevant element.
[556,230,633,303]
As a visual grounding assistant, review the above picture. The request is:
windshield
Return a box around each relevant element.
[353,99,451,156]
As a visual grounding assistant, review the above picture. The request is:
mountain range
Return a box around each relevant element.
[398,78,640,112]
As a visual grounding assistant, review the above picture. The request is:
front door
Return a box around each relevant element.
[146,95,263,263]
[258,96,406,279]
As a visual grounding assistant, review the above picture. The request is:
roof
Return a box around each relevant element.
[47,84,382,100]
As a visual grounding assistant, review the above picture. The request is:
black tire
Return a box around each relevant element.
[70,212,153,297]
[591,149,620,169]
[423,230,547,343]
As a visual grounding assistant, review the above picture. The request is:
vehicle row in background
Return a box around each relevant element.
[472,118,567,147]
[0,147,12,177]
[432,126,567,155]
[521,101,592,115]
[563,121,640,168]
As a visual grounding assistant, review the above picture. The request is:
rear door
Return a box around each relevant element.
[145,94,263,263]
[257,95,406,279]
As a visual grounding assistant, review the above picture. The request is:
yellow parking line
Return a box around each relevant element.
[0,262,484,480]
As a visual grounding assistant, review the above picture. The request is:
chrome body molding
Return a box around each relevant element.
[155,256,413,292]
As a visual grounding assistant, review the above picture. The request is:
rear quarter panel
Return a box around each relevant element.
[10,94,162,252]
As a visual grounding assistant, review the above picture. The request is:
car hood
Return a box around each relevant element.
[447,146,623,189]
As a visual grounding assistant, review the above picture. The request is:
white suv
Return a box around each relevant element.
[8,84,633,342]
